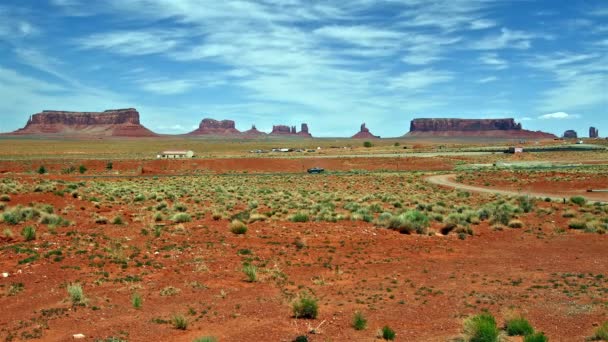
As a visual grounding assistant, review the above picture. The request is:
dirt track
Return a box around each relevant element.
[426,174,608,203]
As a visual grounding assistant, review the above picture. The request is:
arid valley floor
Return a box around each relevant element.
[0,138,606,342]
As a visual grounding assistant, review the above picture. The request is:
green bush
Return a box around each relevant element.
[230,220,248,234]
[352,311,367,330]
[193,337,217,342]
[491,204,516,226]
[112,215,124,225]
[106,162,113,170]
[79,165,87,174]
[570,196,586,206]
[242,263,257,282]
[463,312,500,342]
[37,165,47,174]
[291,212,309,223]
[505,317,534,336]
[524,332,548,342]
[21,226,36,241]
[568,219,587,230]
[67,283,85,305]
[132,293,142,309]
[172,314,188,330]
[172,213,191,223]
[380,326,396,340]
[363,141,373,148]
[387,210,430,234]
[292,294,318,319]
[293,336,308,342]
[591,321,608,341]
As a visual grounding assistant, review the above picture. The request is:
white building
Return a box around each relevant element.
[157,150,194,159]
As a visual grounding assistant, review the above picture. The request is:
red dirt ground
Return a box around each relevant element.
[0,174,606,341]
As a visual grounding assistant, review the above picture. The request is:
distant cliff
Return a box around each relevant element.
[188,118,241,135]
[270,123,312,137]
[8,108,156,137]
[352,123,380,139]
[406,118,556,139]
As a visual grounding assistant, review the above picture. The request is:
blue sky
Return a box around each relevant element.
[0,0,606,137]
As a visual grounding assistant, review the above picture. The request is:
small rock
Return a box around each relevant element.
[73,334,86,339]
[2,272,8,278]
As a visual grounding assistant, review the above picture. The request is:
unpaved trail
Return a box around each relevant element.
[426,174,607,203]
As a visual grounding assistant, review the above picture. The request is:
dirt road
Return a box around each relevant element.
[426,173,607,203]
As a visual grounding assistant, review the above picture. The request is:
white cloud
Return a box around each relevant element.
[469,19,496,30]
[471,28,545,50]
[314,25,401,48]
[140,79,198,95]
[538,112,580,120]
[77,30,185,55]
[477,76,498,83]
[478,53,508,69]
[388,69,454,90]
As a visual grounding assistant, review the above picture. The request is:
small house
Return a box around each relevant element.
[507,147,524,154]
[157,150,194,159]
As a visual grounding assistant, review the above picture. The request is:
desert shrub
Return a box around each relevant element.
[134,194,145,202]
[160,286,180,296]
[173,203,188,212]
[292,294,318,319]
[38,165,46,174]
[505,317,534,336]
[352,311,367,330]
[132,293,142,309]
[106,162,113,170]
[507,219,524,229]
[67,283,85,305]
[379,326,396,340]
[78,165,87,174]
[570,196,586,206]
[562,209,576,218]
[491,204,516,226]
[463,312,500,342]
[112,215,124,225]
[293,336,308,342]
[0,194,10,202]
[172,213,191,223]
[95,216,108,224]
[230,220,248,234]
[524,332,547,342]
[517,196,534,213]
[291,212,309,223]
[387,210,429,234]
[193,337,218,342]
[294,237,307,250]
[3,228,14,239]
[591,321,608,341]
[568,219,587,229]
[154,212,163,222]
[242,263,257,282]
[21,226,36,241]
[363,141,373,148]
[172,314,188,330]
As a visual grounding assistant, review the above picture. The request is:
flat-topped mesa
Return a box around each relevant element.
[352,123,380,139]
[9,108,156,137]
[270,123,312,137]
[563,130,578,139]
[410,118,522,132]
[406,118,556,139]
[590,127,599,138]
[188,118,241,135]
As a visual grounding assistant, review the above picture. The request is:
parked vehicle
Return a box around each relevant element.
[307,167,325,174]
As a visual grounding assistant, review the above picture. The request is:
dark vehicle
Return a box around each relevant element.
[307,167,324,174]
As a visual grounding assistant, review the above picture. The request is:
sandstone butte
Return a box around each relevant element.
[351,123,380,139]
[187,118,241,135]
[269,123,312,137]
[7,108,157,137]
[405,118,557,139]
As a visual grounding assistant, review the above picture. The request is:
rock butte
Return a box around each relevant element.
[270,123,312,137]
[352,123,380,139]
[406,118,556,139]
[188,118,241,135]
[563,130,578,139]
[7,109,156,137]
[589,127,599,139]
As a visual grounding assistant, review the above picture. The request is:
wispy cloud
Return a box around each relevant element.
[471,28,546,50]
[477,76,498,83]
[538,112,580,120]
[77,30,186,55]
[388,69,454,91]
[478,53,508,69]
